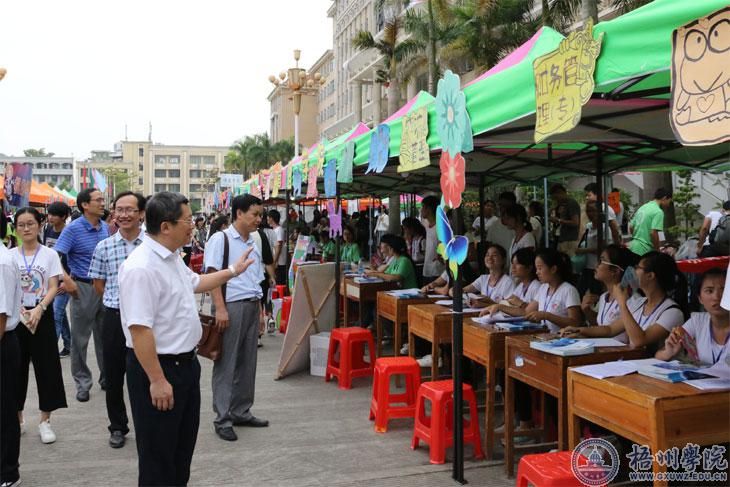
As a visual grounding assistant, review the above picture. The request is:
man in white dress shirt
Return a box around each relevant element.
[119,192,255,486]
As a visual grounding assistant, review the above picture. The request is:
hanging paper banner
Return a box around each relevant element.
[271,163,281,198]
[262,170,271,200]
[435,205,468,279]
[398,106,430,172]
[281,164,288,191]
[533,19,603,144]
[324,159,337,198]
[316,142,326,175]
[435,70,474,156]
[337,140,354,183]
[3,162,33,208]
[292,165,302,198]
[285,164,292,191]
[439,151,465,209]
[670,6,730,146]
[327,200,342,238]
[251,183,262,200]
[366,124,390,174]
[306,164,319,198]
[242,182,250,195]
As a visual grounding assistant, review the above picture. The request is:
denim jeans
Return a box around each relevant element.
[53,291,71,351]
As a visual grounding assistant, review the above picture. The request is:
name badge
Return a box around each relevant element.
[515,355,524,367]
[23,292,37,308]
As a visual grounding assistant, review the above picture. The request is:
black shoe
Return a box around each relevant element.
[76,390,89,402]
[109,431,125,449]
[59,348,70,358]
[215,426,237,441]
[234,416,269,428]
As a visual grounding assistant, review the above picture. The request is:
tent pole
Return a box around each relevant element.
[452,206,466,484]
[334,194,341,327]
[369,205,374,259]
[596,147,604,248]
[479,174,486,275]
[544,144,553,248]
[285,189,291,277]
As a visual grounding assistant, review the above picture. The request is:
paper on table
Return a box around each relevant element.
[685,378,730,391]
[435,300,453,306]
[572,358,664,379]
[581,338,627,348]
[388,288,422,295]
[428,294,446,298]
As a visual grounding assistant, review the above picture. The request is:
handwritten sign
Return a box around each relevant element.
[670,6,730,146]
[324,159,337,197]
[337,140,354,183]
[292,165,302,198]
[533,19,603,144]
[306,164,319,198]
[366,124,390,174]
[271,163,281,198]
[398,106,430,173]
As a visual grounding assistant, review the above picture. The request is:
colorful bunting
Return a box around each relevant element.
[328,200,342,238]
[324,159,337,197]
[366,124,390,174]
[306,164,319,198]
[337,140,354,183]
[292,165,302,198]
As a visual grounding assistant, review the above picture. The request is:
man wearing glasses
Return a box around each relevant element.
[88,192,146,449]
[54,188,109,403]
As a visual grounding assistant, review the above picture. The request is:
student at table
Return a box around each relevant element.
[656,268,728,366]
[480,247,540,316]
[365,234,418,289]
[563,251,687,348]
[319,230,336,262]
[459,244,514,307]
[340,225,361,265]
[421,269,450,296]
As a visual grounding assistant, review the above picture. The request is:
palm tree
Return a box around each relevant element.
[540,0,653,28]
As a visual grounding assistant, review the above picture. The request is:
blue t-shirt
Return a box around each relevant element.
[54,216,109,278]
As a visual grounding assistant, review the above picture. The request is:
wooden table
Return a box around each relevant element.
[375,291,441,358]
[504,335,647,476]
[407,304,480,381]
[462,319,548,460]
[340,276,399,327]
[568,369,730,487]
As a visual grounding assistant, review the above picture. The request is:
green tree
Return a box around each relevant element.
[667,171,701,240]
[23,148,54,157]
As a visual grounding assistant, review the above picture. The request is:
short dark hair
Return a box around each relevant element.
[421,195,440,215]
[114,191,146,211]
[654,187,673,200]
[145,192,189,235]
[498,191,517,204]
[102,209,110,220]
[76,187,99,214]
[723,200,730,211]
[268,209,281,224]
[584,182,598,194]
[549,184,566,195]
[47,201,71,218]
[231,194,262,221]
[14,207,42,226]
[484,199,496,206]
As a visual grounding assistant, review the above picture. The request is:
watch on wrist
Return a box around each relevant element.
[228,264,238,277]
[39,302,47,312]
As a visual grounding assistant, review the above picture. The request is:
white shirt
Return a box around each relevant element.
[530,216,543,247]
[375,213,389,232]
[485,219,514,259]
[534,282,580,333]
[509,231,536,258]
[511,279,541,304]
[703,210,723,247]
[472,215,497,233]
[682,312,730,366]
[273,225,287,265]
[583,222,614,269]
[614,296,684,344]
[470,273,514,302]
[424,222,445,278]
[14,244,63,300]
[119,237,202,354]
[0,242,21,332]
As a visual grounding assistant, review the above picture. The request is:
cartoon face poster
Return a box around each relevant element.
[671,7,730,146]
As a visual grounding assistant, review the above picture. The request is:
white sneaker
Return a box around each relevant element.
[400,343,409,355]
[38,420,56,444]
[416,354,443,368]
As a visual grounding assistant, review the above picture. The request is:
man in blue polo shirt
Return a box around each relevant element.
[55,188,109,402]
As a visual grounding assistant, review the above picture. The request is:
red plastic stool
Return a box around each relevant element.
[369,357,421,433]
[516,451,591,487]
[411,380,485,464]
[276,284,287,298]
[325,327,375,389]
[280,296,292,334]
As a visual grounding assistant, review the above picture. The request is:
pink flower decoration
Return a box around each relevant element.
[439,151,465,209]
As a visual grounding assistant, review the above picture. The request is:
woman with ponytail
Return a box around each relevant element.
[503,204,535,259]
[365,233,418,289]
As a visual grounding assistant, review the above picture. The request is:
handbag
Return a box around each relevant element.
[197,232,229,361]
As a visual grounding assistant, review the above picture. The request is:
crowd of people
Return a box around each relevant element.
[1,182,729,487]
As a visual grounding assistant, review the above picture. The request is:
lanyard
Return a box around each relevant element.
[541,283,561,326]
[19,245,41,275]
[710,321,730,365]
[485,274,502,299]
[638,297,667,328]
[600,297,618,325]
[520,280,533,300]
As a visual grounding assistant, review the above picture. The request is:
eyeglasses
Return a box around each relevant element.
[174,218,195,226]
[599,259,623,271]
[16,223,38,229]
[115,208,139,216]
[91,198,105,203]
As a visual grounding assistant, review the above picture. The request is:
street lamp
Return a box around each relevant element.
[268,50,324,158]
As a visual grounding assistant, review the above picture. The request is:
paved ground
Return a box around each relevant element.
[19,322,516,486]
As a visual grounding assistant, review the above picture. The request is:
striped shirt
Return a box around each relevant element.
[88,230,144,308]
[54,215,109,279]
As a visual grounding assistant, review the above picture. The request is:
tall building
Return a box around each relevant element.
[312,50,336,136]
[1,156,74,188]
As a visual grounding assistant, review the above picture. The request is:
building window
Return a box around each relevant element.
[168,169,180,178]
[139,163,143,171]
[138,177,143,185]
[189,184,202,192]
[62,163,72,169]
[190,170,202,178]
[155,169,166,178]
[139,147,144,157]
[169,157,179,165]
[168,184,180,192]
[155,155,166,165]
[190,156,201,166]
[154,184,166,193]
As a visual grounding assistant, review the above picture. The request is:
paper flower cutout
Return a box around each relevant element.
[328,200,342,238]
[436,205,468,279]
[337,140,354,183]
[366,124,390,174]
[439,151,465,209]
[398,106,430,173]
[306,164,319,198]
[292,165,302,198]
[324,159,337,197]
[436,70,474,156]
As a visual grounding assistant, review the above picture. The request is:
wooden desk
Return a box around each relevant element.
[462,319,547,460]
[375,292,440,358]
[504,335,647,476]
[407,304,480,381]
[568,370,730,487]
[340,277,399,327]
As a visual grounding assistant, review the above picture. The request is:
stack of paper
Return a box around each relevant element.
[530,338,594,356]
[387,288,423,298]
[572,359,663,379]
[354,276,383,284]
[579,338,628,348]
[494,321,545,331]
[637,361,719,383]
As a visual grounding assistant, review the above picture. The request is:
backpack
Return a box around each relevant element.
[709,214,730,255]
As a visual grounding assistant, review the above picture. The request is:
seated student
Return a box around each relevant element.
[319,230,336,262]
[365,234,418,289]
[481,247,540,316]
[656,268,728,366]
[562,251,687,348]
[421,268,450,296]
[340,225,361,264]
[484,249,582,332]
[580,245,639,327]
[458,244,514,307]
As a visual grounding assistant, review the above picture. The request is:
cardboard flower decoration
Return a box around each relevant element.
[306,164,319,198]
[436,70,474,156]
[439,151,465,209]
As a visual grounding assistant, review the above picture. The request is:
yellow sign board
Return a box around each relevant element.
[398,106,431,173]
[533,20,603,144]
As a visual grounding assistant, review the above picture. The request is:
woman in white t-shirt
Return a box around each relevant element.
[460,244,514,307]
[579,244,638,327]
[564,251,687,348]
[656,269,729,366]
[13,207,66,444]
[480,247,540,317]
[503,204,536,259]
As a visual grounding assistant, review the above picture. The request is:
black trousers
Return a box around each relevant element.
[1,330,21,484]
[103,308,128,434]
[17,307,68,412]
[127,349,200,487]
[275,265,287,286]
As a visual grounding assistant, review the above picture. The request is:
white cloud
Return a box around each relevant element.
[0,0,333,158]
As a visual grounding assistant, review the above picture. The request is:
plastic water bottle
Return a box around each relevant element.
[358,260,364,275]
